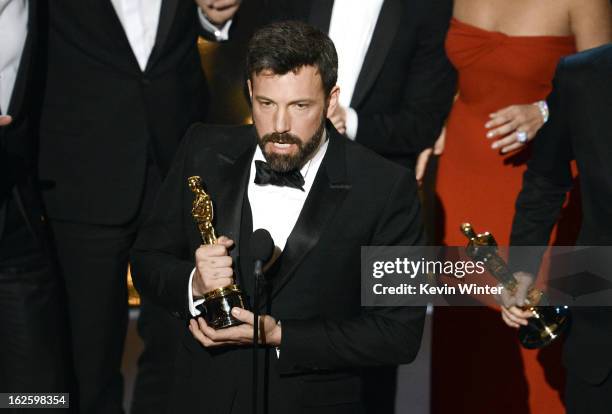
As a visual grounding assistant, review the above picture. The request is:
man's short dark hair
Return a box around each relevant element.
[246,20,338,95]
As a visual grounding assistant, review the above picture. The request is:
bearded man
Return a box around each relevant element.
[130,20,425,414]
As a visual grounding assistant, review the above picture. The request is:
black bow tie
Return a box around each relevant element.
[254,160,305,191]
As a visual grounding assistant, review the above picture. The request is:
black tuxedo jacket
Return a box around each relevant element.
[38,0,216,225]
[510,44,612,385]
[0,0,48,257]
[262,0,456,167]
[131,123,426,412]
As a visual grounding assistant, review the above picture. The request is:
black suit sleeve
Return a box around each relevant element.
[354,0,456,158]
[130,127,197,320]
[278,171,426,374]
[509,60,574,274]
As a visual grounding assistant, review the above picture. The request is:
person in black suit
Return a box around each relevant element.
[261,0,456,175]
[0,0,69,396]
[503,44,612,413]
[131,21,426,414]
[37,1,240,412]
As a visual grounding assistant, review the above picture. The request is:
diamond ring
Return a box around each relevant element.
[516,130,528,144]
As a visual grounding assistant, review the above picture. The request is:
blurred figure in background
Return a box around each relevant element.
[432,0,612,413]
[37,1,240,412]
[507,43,612,414]
[262,0,457,177]
[0,0,69,399]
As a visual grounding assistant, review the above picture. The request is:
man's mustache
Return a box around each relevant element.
[261,132,302,146]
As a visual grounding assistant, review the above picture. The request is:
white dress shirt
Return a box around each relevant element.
[0,0,28,115]
[188,132,329,316]
[328,0,383,139]
[110,0,161,71]
[110,0,232,72]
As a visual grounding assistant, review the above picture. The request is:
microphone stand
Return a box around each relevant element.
[252,260,264,414]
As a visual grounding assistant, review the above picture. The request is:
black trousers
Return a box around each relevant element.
[47,164,181,414]
[49,219,135,413]
[566,369,612,414]
[130,298,184,414]
[0,263,70,392]
[0,197,70,410]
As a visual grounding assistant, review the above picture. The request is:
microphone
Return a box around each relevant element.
[250,228,275,279]
[249,228,274,414]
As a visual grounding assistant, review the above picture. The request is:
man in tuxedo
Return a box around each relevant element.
[37,1,240,412]
[502,44,612,413]
[0,0,69,395]
[131,21,426,413]
[261,0,456,176]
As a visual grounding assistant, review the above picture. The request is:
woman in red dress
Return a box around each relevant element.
[432,1,612,413]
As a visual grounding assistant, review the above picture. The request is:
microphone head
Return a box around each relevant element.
[250,229,275,263]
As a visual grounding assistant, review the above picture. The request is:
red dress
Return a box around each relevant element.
[432,18,576,414]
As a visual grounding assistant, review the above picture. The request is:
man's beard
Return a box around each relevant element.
[258,117,325,172]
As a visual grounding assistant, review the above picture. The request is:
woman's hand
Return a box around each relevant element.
[485,103,545,154]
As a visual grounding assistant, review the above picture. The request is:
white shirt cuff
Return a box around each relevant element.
[345,107,358,140]
[197,7,233,41]
[188,267,205,317]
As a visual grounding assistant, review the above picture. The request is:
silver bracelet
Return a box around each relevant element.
[534,100,549,124]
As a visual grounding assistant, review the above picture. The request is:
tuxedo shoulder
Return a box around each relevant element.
[182,123,255,153]
[559,44,612,76]
[344,139,412,182]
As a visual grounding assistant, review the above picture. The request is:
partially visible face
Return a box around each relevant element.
[248,65,339,172]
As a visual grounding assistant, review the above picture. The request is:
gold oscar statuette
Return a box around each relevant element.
[460,223,570,349]
[188,176,248,329]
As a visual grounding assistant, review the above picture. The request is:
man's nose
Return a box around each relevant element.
[273,107,290,134]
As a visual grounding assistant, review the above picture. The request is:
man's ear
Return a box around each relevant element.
[326,85,340,117]
[247,79,253,102]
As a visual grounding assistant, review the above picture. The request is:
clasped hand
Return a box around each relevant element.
[189,308,281,348]
[191,235,281,347]
[499,272,536,329]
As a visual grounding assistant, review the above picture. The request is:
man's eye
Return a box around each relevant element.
[260,101,272,107]
[296,103,309,109]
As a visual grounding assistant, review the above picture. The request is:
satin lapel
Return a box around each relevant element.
[212,145,256,262]
[92,0,141,74]
[268,127,350,301]
[147,0,179,71]
[238,195,254,302]
[351,0,402,108]
[214,142,255,302]
[100,0,138,57]
[308,0,334,32]
[212,129,256,268]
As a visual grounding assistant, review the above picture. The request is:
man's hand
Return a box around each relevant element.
[499,272,535,329]
[189,307,282,347]
[328,104,347,135]
[196,0,241,27]
[0,115,13,127]
[415,127,445,186]
[433,127,446,156]
[192,236,234,297]
[415,148,432,186]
